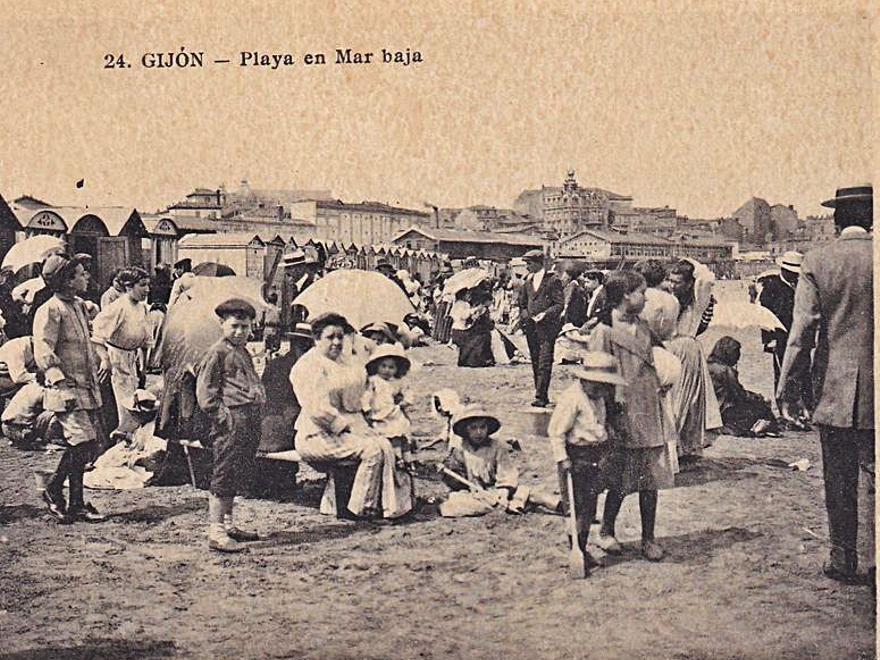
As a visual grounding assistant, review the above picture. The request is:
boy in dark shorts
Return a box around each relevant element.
[196,298,266,553]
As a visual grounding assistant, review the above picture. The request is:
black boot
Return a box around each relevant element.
[67,449,107,523]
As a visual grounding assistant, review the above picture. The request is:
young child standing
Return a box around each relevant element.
[196,298,266,553]
[548,351,626,575]
[589,270,674,562]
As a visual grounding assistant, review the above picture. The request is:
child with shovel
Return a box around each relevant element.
[438,405,558,517]
[548,351,626,577]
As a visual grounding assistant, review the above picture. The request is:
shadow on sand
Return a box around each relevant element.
[110,499,204,524]
[674,456,774,488]
[601,525,763,568]
[0,638,176,660]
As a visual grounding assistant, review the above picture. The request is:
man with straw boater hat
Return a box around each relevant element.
[777,184,874,586]
[758,250,811,416]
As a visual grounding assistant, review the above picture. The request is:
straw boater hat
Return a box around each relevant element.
[573,352,627,386]
[821,184,873,208]
[290,322,313,341]
[365,343,411,377]
[777,251,803,274]
[452,404,501,438]
[522,249,544,263]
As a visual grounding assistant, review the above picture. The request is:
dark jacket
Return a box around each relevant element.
[518,271,564,337]
[758,273,796,351]
[777,230,874,429]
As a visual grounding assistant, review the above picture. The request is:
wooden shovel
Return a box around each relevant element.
[437,465,508,510]
[566,469,586,579]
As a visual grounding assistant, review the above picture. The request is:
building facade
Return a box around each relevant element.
[291,200,431,245]
[392,227,544,262]
[514,171,633,238]
[769,204,799,240]
[556,228,735,268]
[731,197,772,245]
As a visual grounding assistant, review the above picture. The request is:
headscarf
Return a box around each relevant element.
[707,336,741,367]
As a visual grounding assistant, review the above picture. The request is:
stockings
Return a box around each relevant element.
[601,489,658,542]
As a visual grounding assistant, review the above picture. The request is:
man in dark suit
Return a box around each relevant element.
[777,184,874,585]
[518,249,563,407]
[759,251,813,414]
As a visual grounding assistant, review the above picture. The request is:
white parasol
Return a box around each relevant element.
[442,268,490,297]
[293,269,415,328]
[709,301,785,331]
[2,236,65,272]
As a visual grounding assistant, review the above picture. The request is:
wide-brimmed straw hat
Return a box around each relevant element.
[821,184,872,208]
[573,352,627,386]
[360,321,398,344]
[365,343,411,377]
[777,251,803,274]
[452,405,501,438]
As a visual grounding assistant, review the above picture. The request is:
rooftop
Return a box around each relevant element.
[393,226,544,246]
[313,199,431,217]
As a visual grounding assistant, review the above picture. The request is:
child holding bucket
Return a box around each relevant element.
[548,351,626,575]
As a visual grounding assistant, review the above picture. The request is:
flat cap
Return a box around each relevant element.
[214,297,257,319]
[522,249,544,262]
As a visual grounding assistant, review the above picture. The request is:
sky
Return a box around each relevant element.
[0,0,874,219]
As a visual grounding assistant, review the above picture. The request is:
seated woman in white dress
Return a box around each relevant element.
[289,312,412,520]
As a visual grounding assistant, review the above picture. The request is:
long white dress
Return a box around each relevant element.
[289,347,412,518]
[663,273,723,459]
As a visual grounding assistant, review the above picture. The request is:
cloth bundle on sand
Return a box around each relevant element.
[84,421,168,490]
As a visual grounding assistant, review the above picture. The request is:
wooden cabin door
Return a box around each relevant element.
[97,237,129,291]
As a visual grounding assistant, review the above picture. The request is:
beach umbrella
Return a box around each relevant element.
[11,276,45,303]
[292,269,415,328]
[709,301,784,331]
[192,261,236,277]
[156,276,269,372]
[2,236,65,272]
[442,267,490,297]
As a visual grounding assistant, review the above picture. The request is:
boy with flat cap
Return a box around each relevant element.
[196,297,267,552]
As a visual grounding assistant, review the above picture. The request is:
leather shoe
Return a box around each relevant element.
[531,399,549,408]
[823,562,868,586]
[209,536,248,553]
[596,533,623,555]
[225,527,260,542]
[642,540,665,562]
[42,490,68,523]
[68,502,107,523]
